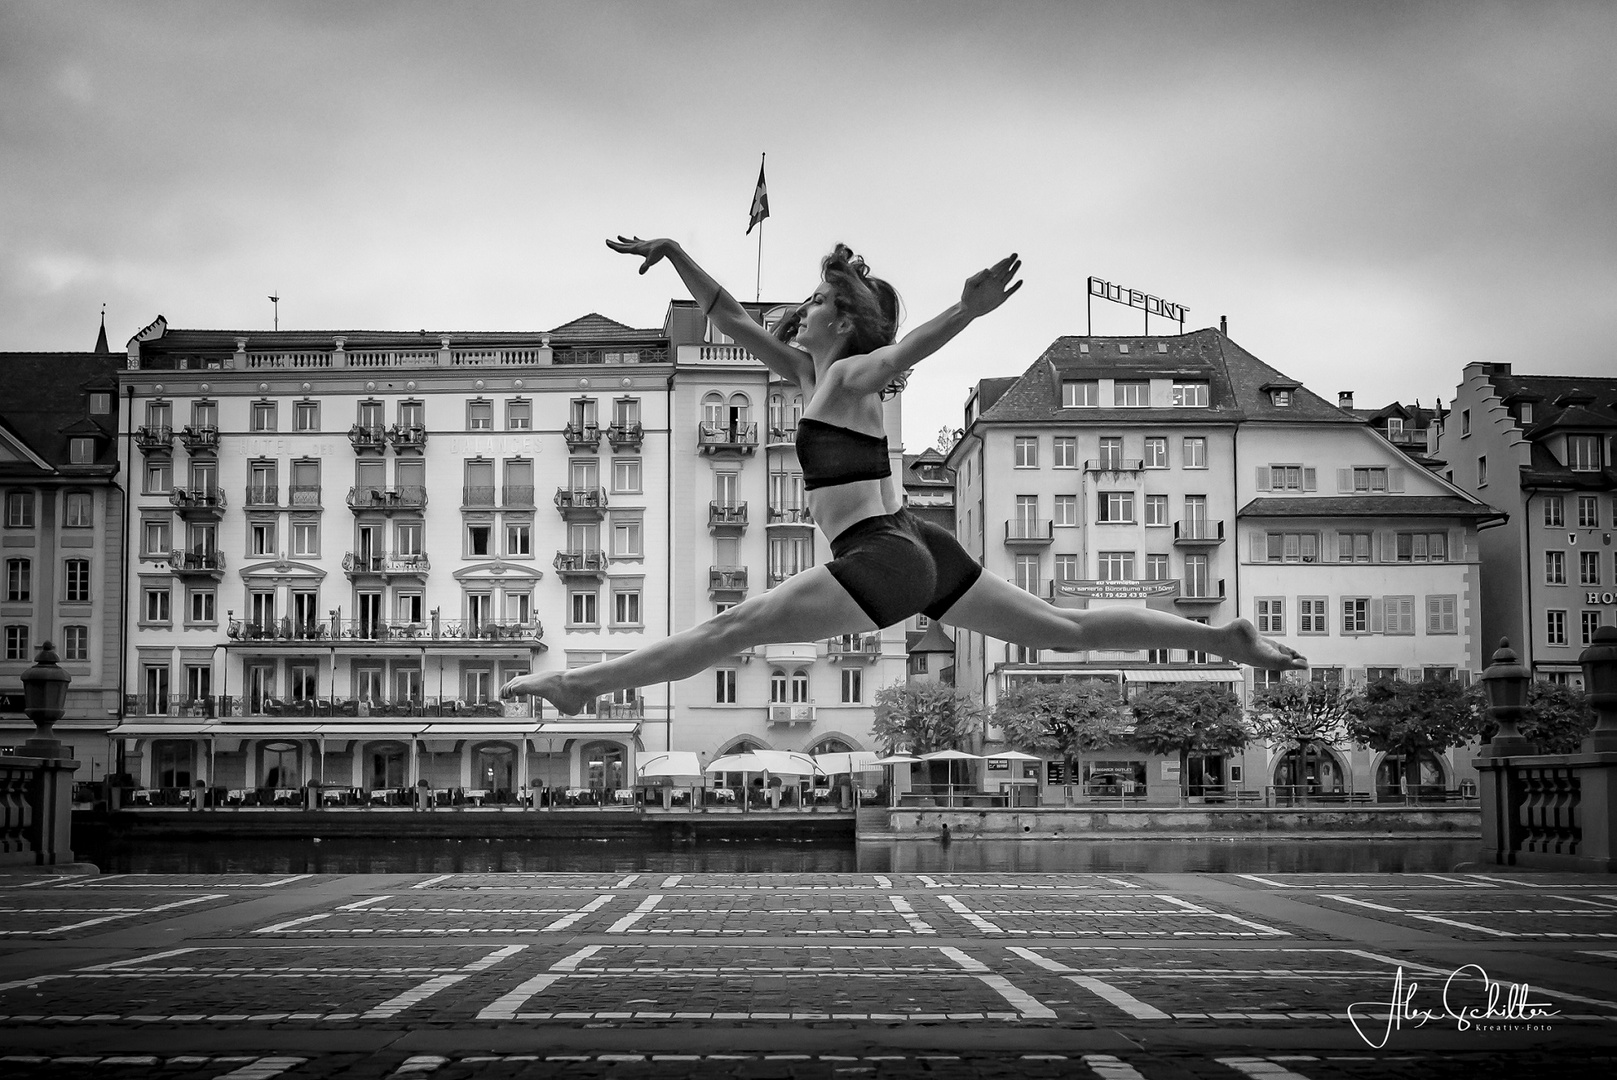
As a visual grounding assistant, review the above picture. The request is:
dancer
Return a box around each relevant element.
[504,238,1305,714]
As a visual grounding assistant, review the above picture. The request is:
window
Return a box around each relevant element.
[1172,381,1208,407]
[1543,497,1564,527]
[294,401,319,431]
[6,491,35,528]
[1097,491,1133,523]
[468,400,493,430]
[791,669,809,703]
[613,588,642,625]
[1014,553,1039,592]
[1352,467,1388,492]
[506,399,531,430]
[1143,437,1167,468]
[1056,553,1080,581]
[1053,495,1078,527]
[569,590,598,626]
[841,667,862,703]
[69,437,94,464]
[1053,437,1077,468]
[1182,437,1207,469]
[504,521,531,556]
[144,460,172,494]
[1568,434,1601,472]
[1269,465,1305,490]
[1581,551,1601,586]
[144,586,171,624]
[1062,380,1098,407]
[1426,595,1457,634]
[1300,597,1328,634]
[64,559,90,602]
[1342,598,1369,634]
[395,521,423,557]
[292,519,319,557]
[1546,609,1567,646]
[146,401,171,428]
[1477,456,1487,486]
[1577,495,1600,528]
[1256,598,1284,634]
[715,668,737,704]
[399,400,424,429]
[1014,437,1038,468]
[249,521,276,557]
[504,590,532,625]
[1545,550,1566,585]
[189,588,216,624]
[5,557,31,601]
[1461,409,1471,435]
[89,392,111,414]
[1098,437,1124,469]
[1266,532,1320,563]
[614,397,641,428]
[1183,554,1209,597]
[611,517,643,558]
[1144,553,1169,581]
[1366,667,1400,684]
[1336,532,1370,563]
[142,518,171,556]
[1395,532,1447,563]
[1384,595,1415,635]
[1519,403,1533,424]
[612,458,641,493]
[1585,611,1604,647]
[62,624,88,661]
[1097,551,1134,580]
[4,625,28,661]
[250,401,277,432]
[467,523,492,557]
[1144,494,1168,527]
[1114,380,1148,407]
[1270,389,1293,407]
[64,491,93,527]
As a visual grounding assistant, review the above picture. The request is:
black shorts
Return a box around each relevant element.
[824,509,983,628]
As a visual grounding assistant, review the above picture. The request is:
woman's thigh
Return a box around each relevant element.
[726,565,879,645]
[933,569,1081,649]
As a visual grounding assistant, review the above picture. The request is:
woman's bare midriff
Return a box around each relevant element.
[807,476,903,543]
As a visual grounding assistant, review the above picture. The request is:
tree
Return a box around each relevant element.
[935,425,962,454]
[1129,683,1249,801]
[991,680,1128,787]
[1347,678,1485,799]
[1475,680,1598,754]
[1250,678,1359,795]
[872,682,982,756]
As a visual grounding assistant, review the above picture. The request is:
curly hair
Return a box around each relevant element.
[773,243,902,358]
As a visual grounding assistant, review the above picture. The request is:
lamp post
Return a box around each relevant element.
[1480,638,1533,758]
[1581,625,1617,754]
[20,640,71,758]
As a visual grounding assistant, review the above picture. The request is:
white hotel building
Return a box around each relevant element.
[111,305,905,802]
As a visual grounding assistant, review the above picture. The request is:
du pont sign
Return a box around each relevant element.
[1054,580,1180,601]
[1087,276,1188,327]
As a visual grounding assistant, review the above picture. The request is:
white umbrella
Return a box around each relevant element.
[813,751,880,775]
[919,749,983,761]
[705,751,770,774]
[705,750,825,777]
[637,751,705,782]
[984,750,1041,761]
[870,754,921,765]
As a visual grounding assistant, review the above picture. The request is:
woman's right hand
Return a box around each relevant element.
[606,235,679,275]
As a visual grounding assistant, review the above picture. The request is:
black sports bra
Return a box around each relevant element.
[796,417,892,491]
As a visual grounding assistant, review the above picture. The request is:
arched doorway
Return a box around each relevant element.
[1375,750,1447,802]
[1272,742,1346,802]
[581,741,625,796]
[261,741,302,798]
[368,742,408,792]
[476,743,516,799]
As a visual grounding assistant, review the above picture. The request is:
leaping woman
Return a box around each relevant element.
[503,238,1305,714]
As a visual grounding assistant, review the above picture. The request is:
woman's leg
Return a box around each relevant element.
[502,566,879,714]
[936,570,1306,669]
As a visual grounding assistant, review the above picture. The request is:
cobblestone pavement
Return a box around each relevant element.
[1,869,1613,1078]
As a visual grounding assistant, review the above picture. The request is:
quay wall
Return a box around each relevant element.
[874,806,1480,839]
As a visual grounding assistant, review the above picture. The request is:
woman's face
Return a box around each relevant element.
[791,281,847,354]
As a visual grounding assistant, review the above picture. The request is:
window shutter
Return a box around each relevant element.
[1388,467,1406,493]
[1457,669,1472,686]
[1337,468,1353,493]
[1256,467,1271,492]
[1303,467,1318,492]
[1250,531,1266,562]
[1426,595,1442,634]
[1369,597,1385,633]
[1380,532,1398,563]
[1449,528,1464,562]
[1442,596,1457,633]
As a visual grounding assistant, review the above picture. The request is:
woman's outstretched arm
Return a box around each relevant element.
[833,253,1022,396]
[606,235,812,386]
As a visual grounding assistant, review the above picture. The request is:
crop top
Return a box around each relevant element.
[796,417,892,491]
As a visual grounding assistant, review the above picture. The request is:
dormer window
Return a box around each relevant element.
[1519,403,1533,424]
[69,437,95,465]
[89,392,111,415]
[1171,381,1209,407]
[1387,418,1404,436]
[1568,434,1602,472]
[1271,389,1292,407]
[1259,380,1299,408]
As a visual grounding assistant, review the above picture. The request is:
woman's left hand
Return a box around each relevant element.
[961,254,1023,318]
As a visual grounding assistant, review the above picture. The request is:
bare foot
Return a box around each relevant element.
[501,671,592,716]
[1217,619,1308,670]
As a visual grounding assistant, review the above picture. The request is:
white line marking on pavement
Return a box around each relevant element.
[478,974,567,1020]
[412,875,453,889]
[1100,877,1138,889]
[553,945,606,971]
[1082,1053,1149,1079]
[1555,894,1617,911]
[255,913,333,933]
[388,1055,448,1075]
[607,894,662,933]
[1161,894,1287,936]
[1217,1057,1314,1079]
[918,875,941,889]
[938,894,1002,933]
[0,894,225,936]
[362,944,525,1019]
[213,1057,307,1080]
[889,894,934,934]
[542,893,614,932]
[975,974,1057,1019]
[613,874,640,889]
[937,946,987,972]
[81,948,201,971]
[1007,946,1070,972]
[1067,975,1171,1020]
[874,875,892,888]
[339,896,393,910]
[661,875,682,887]
[1421,874,1486,885]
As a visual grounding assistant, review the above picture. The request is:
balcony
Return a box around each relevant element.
[341,551,431,579]
[179,425,219,454]
[503,485,537,509]
[122,691,536,720]
[288,485,322,508]
[553,549,607,579]
[1173,519,1226,545]
[606,422,644,451]
[592,700,644,721]
[245,484,279,508]
[826,633,881,662]
[709,565,748,600]
[169,548,225,578]
[766,424,798,448]
[1004,519,1054,546]
[1174,578,1227,607]
[169,486,226,519]
[134,425,174,454]
[228,616,543,647]
[555,486,606,520]
[697,421,758,455]
[462,485,497,508]
[709,501,748,535]
[767,568,805,587]
[563,422,601,453]
[762,642,818,664]
[348,424,388,452]
[767,704,817,727]
[387,424,429,451]
[1084,457,1144,473]
[767,506,814,528]
[347,486,428,513]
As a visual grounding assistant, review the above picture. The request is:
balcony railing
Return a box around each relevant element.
[503,485,537,508]
[709,502,748,532]
[1173,519,1226,544]
[606,422,644,451]
[553,549,607,576]
[709,566,749,596]
[697,422,758,454]
[123,692,537,719]
[387,424,429,450]
[826,634,881,661]
[563,422,601,452]
[342,551,431,576]
[767,424,798,445]
[1004,519,1054,544]
[135,425,175,453]
[245,484,279,507]
[169,486,226,513]
[348,424,388,451]
[555,487,606,516]
[553,346,668,365]
[288,485,322,507]
[767,704,817,726]
[1084,457,1144,473]
[1175,578,1227,605]
[348,486,429,511]
[227,616,543,645]
[462,485,497,507]
[179,425,220,453]
[767,506,814,526]
[169,548,225,575]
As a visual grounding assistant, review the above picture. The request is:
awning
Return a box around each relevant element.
[535,722,640,736]
[1122,669,1244,683]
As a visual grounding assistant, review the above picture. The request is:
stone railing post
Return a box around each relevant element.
[1476,638,1532,865]
[1581,625,1617,754]
[1576,625,1617,872]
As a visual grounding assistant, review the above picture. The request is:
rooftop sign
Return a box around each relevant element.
[1087,277,1188,334]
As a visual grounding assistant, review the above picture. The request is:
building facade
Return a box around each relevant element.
[1436,361,1617,685]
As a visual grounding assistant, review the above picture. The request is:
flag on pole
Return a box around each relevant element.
[747,154,769,235]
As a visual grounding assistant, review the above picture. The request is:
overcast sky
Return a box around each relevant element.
[4,0,1614,448]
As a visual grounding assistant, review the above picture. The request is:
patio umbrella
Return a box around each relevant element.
[637,751,705,783]
[870,754,921,766]
[984,750,1041,761]
[919,749,982,793]
[813,751,880,775]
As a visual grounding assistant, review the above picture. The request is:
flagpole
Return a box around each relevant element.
[755,217,763,304]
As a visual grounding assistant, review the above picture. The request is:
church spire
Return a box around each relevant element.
[94,304,109,354]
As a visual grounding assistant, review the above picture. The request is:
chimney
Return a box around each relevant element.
[1219,315,1227,335]
[1338,391,1354,409]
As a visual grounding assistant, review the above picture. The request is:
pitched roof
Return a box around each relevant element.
[131,315,665,355]
[1486,370,1617,434]
[1521,441,1617,490]
[546,312,661,342]
[0,352,122,476]
[1240,495,1505,521]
